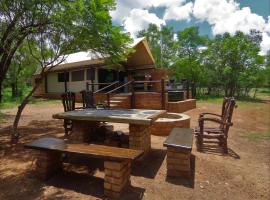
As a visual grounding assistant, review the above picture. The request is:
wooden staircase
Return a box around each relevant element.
[108,93,131,109]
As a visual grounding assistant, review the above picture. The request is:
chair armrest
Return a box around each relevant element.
[199,117,233,126]
[199,113,222,118]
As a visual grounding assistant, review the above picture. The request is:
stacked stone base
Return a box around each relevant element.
[129,124,151,159]
[166,147,191,178]
[104,160,131,199]
[69,121,101,143]
[34,151,62,180]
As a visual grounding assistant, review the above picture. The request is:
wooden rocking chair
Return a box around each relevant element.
[61,92,76,137]
[196,97,232,133]
[195,98,237,153]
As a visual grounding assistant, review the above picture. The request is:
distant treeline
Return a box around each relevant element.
[138,25,270,98]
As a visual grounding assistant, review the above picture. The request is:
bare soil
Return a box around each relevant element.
[0,101,269,200]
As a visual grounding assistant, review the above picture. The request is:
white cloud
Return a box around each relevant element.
[111,0,270,54]
[123,9,165,38]
[260,17,270,55]
[163,2,193,21]
[192,0,269,54]
[111,0,186,23]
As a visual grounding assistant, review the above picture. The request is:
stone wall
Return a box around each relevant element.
[167,99,196,113]
[134,92,167,110]
[150,113,190,136]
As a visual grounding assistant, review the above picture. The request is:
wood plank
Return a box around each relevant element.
[25,137,143,161]
[52,108,166,125]
[163,128,194,150]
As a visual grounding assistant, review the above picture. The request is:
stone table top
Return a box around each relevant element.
[53,108,167,125]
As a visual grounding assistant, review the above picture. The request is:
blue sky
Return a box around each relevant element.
[110,0,270,54]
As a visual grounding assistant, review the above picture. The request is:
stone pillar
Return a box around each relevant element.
[129,124,151,158]
[34,151,62,180]
[166,147,191,178]
[104,160,131,199]
[69,120,100,143]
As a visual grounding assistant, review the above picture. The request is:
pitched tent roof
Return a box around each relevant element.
[46,37,155,72]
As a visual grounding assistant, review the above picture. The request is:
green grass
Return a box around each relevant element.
[243,131,270,141]
[196,87,269,104]
[0,87,61,109]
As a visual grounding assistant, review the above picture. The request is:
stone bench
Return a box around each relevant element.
[163,128,193,178]
[25,137,143,199]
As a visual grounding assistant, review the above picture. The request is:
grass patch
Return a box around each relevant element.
[0,87,61,109]
[243,131,270,141]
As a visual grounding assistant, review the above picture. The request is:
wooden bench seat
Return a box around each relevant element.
[163,128,193,178]
[25,137,143,199]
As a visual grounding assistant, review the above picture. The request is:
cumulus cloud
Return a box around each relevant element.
[111,0,270,54]
[110,0,186,23]
[193,0,265,35]
[163,2,193,21]
[123,9,165,38]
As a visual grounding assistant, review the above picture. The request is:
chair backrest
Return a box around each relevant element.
[221,97,231,117]
[222,98,237,136]
[61,92,75,112]
[80,90,95,108]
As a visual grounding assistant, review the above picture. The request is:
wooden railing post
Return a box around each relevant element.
[130,80,135,108]
[161,78,165,109]
[91,82,95,92]
[186,80,190,99]
[107,93,110,109]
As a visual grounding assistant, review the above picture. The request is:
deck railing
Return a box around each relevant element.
[105,81,134,108]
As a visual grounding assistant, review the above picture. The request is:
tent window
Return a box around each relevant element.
[58,72,69,82]
[86,68,95,80]
[71,70,84,82]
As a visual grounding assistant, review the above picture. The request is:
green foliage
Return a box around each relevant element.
[0,0,132,100]
[139,24,267,98]
[137,24,174,68]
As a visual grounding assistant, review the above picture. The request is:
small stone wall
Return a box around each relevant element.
[104,160,131,198]
[167,99,196,113]
[150,113,190,136]
[134,92,167,110]
[166,147,191,178]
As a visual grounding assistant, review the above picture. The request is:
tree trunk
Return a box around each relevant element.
[0,79,3,103]
[253,88,258,99]
[11,81,39,143]
[191,83,196,98]
[11,83,16,98]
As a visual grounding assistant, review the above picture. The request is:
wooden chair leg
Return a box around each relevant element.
[223,138,228,154]
[196,134,203,152]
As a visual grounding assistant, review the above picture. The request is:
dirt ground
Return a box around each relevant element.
[0,100,269,200]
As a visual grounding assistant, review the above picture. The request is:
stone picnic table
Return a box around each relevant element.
[53,108,166,157]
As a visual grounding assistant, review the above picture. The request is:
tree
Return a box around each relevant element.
[137,24,174,68]
[172,27,206,97]
[206,31,264,97]
[0,0,131,103]
[2,0,132,142]
[4,43,38,98]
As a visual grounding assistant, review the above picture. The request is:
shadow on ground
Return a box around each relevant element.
[200,143,240,159]
[165,154,195,188]
[132,148,166,179]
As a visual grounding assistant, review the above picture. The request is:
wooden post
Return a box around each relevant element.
[130,80,135,108]
[91,83,94,92]
[107,93,110,109]
[186,80,190,99]
[161,78,165,109]
[64,72,68,92]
